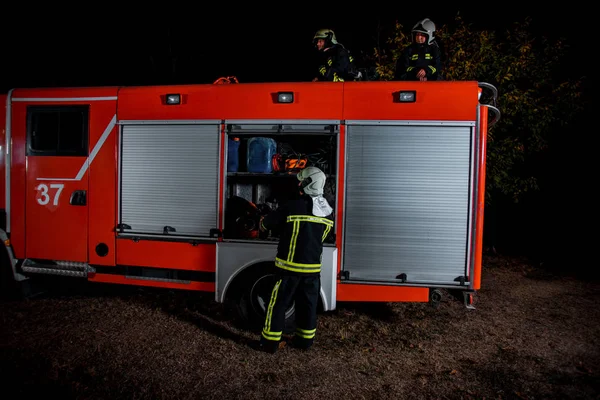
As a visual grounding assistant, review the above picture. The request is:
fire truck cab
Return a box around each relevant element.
[1,80,500,328]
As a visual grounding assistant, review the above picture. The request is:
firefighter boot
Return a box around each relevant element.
[291,336,313,351]
[253,338,279,354]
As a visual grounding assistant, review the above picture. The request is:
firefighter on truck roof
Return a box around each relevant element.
[312,29,362,82]
[255,166,334,353]
[394,18,443,81]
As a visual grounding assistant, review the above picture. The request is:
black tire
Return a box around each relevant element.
[232,265,296,334]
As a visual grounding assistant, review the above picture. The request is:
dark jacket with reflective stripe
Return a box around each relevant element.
[394,42,443,81]
[315,44,359,82]
[261,194,333,275]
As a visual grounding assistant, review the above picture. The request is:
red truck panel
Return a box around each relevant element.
[4,81,489,302]
[342,81,479,121]
[117,82,345,121]
[116,240,216,272]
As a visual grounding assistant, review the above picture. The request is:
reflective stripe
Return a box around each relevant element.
[262,279,283,342]
[322,224,332,242]
[276,257,321,274]
[287,215,333,227]
[279,215,332,273]
[12,96,117,102]
[295,327,316,339]
[287,219,299,262]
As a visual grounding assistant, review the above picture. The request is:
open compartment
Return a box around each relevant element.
[223,122,338,242]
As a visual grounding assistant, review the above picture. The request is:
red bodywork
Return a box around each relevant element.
[3,81,485,302]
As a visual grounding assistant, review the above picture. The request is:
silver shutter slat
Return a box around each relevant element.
[343,125,472,284]
[120,124,219,236]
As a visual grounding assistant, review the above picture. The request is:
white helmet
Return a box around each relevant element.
[313,29,338,46]
[412,18,436,45]
[297,166,326,196]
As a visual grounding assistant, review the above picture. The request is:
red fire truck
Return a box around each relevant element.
[0,80,500,328]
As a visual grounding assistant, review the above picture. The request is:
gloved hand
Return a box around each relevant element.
[259,216,266,232]
[258,216,271,240]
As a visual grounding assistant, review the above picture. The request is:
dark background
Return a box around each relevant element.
[1,8,589,269]
[1,8,583,90]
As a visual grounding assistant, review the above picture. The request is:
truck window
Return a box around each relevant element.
[26,105,89,156]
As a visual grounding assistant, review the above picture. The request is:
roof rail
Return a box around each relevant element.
[478,82,501,127]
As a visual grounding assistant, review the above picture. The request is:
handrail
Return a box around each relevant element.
[478,82,497,105]
[485,105,501,127]
[478,82,501,127]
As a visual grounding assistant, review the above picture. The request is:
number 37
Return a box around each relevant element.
[36,183,64,206]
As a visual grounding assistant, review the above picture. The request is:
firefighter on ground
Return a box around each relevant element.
[312,29,362,82]
[256,166,334,353]
[394,18,443,81]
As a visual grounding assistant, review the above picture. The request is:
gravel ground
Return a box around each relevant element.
[1,254,598,400]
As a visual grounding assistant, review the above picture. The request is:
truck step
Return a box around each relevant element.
[21,259,95,278]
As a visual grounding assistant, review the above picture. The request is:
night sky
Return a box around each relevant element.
[1,7,583,92]
[0,7,589,263]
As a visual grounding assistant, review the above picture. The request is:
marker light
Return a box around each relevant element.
[398,91,416,102]
[277,92,294,103]
[166,94,181,105]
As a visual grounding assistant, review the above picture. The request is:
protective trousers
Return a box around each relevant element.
[261,274,320,350]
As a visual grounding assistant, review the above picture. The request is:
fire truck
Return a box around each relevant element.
[0,79,500,328]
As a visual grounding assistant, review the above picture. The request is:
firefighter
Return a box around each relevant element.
[312,29,361,82]
[256,166,334,353]
[394,18,443,81]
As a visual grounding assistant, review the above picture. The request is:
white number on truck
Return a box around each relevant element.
[36,183,65,206]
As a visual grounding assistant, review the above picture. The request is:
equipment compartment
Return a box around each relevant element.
[223,122,338,243]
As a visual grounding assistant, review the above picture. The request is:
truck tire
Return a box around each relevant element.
[231,264,296,334]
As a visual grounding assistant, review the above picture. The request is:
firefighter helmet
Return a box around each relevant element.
[297,166,327,196]
[313,29,338,47]
[412,18,436,45]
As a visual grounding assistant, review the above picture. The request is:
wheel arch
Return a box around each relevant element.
[222,259,327,310]
[221,258,275,303]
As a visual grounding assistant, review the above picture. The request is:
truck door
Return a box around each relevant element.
[117,121,221,238]
[342,121,477,286]
[25,104,92,262]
